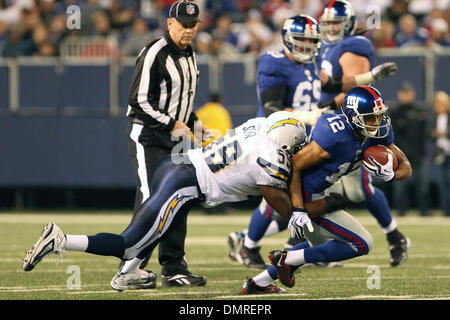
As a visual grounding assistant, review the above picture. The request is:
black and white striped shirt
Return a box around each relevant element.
[127,32,199,132]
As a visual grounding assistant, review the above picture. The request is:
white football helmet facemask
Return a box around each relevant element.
[266,111,307,155]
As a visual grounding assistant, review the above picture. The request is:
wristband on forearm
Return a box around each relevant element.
[354,72,375,85]
[321,76,343,94]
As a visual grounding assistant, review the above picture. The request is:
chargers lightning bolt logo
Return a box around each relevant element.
[268,118,303,133]
[147,194,188,243]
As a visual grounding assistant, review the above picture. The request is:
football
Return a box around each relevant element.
[363,145,398,170]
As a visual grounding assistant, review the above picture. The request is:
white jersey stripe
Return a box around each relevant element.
[165,54,181,118]
[129,123,150,204]
[137,38,171,124]
[158,79,167,110]
[184,55,197,123]
[178,57,191,123]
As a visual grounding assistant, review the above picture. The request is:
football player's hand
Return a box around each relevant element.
[371,62,398,82]
[363,154,395,182]
[288,208,314,239]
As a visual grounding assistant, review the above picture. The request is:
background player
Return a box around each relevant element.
[228,13,398,269]
[242,86,412,295]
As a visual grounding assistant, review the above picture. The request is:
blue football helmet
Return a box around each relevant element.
[319,0,356,45]
[342,86,391,139]
[281,15,321,64]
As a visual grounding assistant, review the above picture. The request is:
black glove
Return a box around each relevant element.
[324,193,350,213]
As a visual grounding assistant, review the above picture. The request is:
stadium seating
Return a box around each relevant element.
[0,48,448,188]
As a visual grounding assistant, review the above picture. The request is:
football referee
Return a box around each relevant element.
[124,1,208,287]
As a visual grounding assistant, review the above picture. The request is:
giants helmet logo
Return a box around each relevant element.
[346,96,360,110]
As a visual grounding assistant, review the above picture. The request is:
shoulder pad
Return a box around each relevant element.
[340,36,374,58]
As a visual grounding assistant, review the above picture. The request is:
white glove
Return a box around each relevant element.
[288,208,314,239]
[293,109,328,126]
[371,62,398,82]
[355,62,398,85]
[363,154,395,182]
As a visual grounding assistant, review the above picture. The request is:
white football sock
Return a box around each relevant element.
[284,249,305,266]
[121,258,143,273]
[65,235,88,252]
[264,219,281,237]
[244,219,281,249]
[244,234,260,249]
[253,270,276,287]
[382,219,398,234]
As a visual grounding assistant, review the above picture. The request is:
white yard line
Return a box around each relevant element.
[216,293,305,299]
[0,214,449,226]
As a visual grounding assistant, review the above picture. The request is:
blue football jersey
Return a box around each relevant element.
[256,50,321,117]
[301,114,394,199]
[319,36,375,103]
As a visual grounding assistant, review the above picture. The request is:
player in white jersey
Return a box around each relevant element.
[23,112,344,291]
[187,116,293,207]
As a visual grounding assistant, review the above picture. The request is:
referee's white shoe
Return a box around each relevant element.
[162,272,207,287]
[110,269,157,291]
[23,222,66,272]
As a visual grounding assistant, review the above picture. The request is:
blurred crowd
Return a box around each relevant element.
[389,84,450,216]
[0,0,449,215]
[0,0,449,58]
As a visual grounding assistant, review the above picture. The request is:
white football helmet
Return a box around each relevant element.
[266,111,307,155]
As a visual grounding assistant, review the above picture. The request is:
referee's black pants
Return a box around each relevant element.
[128,121,190,276]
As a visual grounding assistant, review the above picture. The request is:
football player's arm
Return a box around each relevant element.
[387,143,412,181]
[260,85,290,115]
[304,193,350,219]
[289,141,331,208]
[259,185,292,220]
[333,52,371,107]
[259,185,348,221]
[320,65,398,94]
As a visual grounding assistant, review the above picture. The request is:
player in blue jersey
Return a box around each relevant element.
[318,0,411,267]
[228,13,398,269]
[241,86,413,294]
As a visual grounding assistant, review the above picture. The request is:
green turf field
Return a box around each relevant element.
[1,211,449,300]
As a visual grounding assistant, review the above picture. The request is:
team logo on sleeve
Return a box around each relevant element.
[257,158,290,183]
